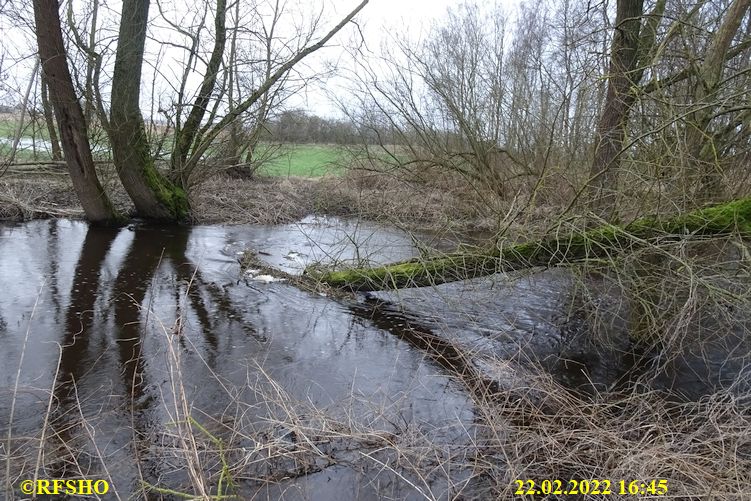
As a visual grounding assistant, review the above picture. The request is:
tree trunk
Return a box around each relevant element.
[109,0,188,220]
[314,197,751,291]
[170,0,227,185]
[84,0,98,124]
[587,0,644,222]
[40,74,62,161]
[32,0,118,223]
[688,0,751,202]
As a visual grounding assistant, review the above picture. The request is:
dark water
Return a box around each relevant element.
[363,271,631,397]
[0,218,474,499]
[1,218,748,499]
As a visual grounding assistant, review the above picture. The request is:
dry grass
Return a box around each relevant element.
[0,161,583,243]
[1,168,495,234]
[0,171,133,220]
[190,171,495,234]
[477,371,751,500]
[0,177,84,220]
[4,369,749,499]
[2,162,751,499]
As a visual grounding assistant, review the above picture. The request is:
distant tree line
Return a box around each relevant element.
[263,109,395,145]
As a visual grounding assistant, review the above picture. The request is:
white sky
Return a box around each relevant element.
[352,0,522,31]
[355,0,457,29]
[291,0,523,116]
[0,0,523,118]
[274,0,458,115]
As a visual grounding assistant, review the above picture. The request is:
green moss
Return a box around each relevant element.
[316,197,751,291]
[322,259,446,290]
[143,162,189,220]
[669,197,751,233]
[318,253,498,291]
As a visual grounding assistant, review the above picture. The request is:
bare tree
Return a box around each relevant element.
[109,0,188,220]
[64,0,101,126]
[586,0,645,222]
[688,0,751,201]
[103,0,368,220]
[219,0,298,178]
[40,74,62,160]
[333,0,750,231]
[31,0,118,222]
[624,0,751,206]
[170,0,228,182]
[172,0,370,187]
[338,1,606,205]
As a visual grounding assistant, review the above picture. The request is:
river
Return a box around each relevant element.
[1,217,748,499]
[0,218,479,499]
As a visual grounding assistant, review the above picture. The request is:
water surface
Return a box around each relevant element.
[0,218,473,499]
[2,216,747,499]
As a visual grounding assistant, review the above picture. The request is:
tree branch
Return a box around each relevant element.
[183,0,369,179]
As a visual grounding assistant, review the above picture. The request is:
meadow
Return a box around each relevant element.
[255,143,344,177]
[1,115,344,177]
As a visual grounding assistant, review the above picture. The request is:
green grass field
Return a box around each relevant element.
[0,115,55,162]
[0,116,53,141]
[0,118,14,138]
[1,114,345,177]
[257,144,344,177]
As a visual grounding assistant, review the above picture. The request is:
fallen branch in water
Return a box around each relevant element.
[310,197,751,291]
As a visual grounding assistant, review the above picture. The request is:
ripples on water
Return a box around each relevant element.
[0,218,475,499]
[1,217,749,498]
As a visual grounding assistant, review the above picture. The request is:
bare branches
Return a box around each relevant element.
[182,0,369,183]
[641,35,751,95]
[170,0,227,180]
[1,59,38,172]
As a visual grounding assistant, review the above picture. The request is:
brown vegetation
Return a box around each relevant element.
[0,168,502,232]
[2,0,751,497]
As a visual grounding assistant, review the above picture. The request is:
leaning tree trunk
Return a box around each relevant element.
[109,0,188,220]
[40,74,62,161]
[170,0,227,186]
[32,0,118,223]
[587,0,644,222]
[313,197,751,291]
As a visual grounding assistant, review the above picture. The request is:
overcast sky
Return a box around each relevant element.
[290,0,523,116]
[285,0,460,115]
[348,0,522,31]
[0,0,523,117]
[356,0,460,29]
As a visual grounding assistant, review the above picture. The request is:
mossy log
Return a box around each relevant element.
[313,197,751,291]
